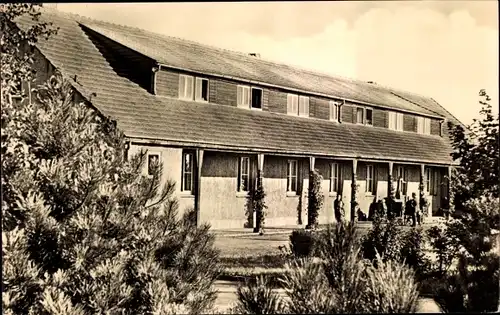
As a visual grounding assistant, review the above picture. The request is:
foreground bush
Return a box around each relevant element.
[2,10,222,311]
[233,276,285,315]
[235,222,420,314]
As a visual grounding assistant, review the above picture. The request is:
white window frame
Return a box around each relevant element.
[424,117,431,135]
[356,107,364,124]
[195,77,209,102]
[366,164,374,194]
[329,101,340,122]
[365,107,373,126]
[330,162,340,193]
[287,93,299,116]
[181,152,194,193]
[417,116,431,135]
[238,156,250,192]
[250,87,263,110]
[389,112,404,131]
[179,74,194,100]
[298,96,309,117]
[237,85,251,108]
[417,116,424,134]
[287,160,298,193]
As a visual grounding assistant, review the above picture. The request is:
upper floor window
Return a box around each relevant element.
[237,85,262,109]
[179,75,209,102]
[287,94,309,117]
[238,156,250,192]
[147,154,160,176]
[366,108,373,125]
[389,112,404,131]
[417,116,431,135]
[181,152,194,193]
[356,107,364,124]
[329,101,341,122]
[179,74,194,100]
[330,162,340,192]
[195,78,209,102]
[366,164,375,193]
[287,160,298,193]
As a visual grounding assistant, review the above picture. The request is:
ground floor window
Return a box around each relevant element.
[287,160,298,192]
[182,151,194,193]
[330,162,340,192]
[238,156,250,192]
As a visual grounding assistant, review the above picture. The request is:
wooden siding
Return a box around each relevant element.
[311,97,330,120]
[268,88,288,114]
[156,69,179,97]
[404,114,417,132]
[431,119,441,136]
[211,78,237,106]
[373,108,387,128]
[342,104,355,123]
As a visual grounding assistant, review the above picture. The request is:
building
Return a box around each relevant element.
[15,8,461,229]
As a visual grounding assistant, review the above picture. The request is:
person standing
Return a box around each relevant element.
[334,194,344,223]
[406,192,418,227]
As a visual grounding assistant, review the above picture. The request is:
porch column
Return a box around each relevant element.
[387,161,395,219]
[195,149,204,226]
[306,156,316,229]
[351,159,358,222]
[253,154,265,233]
[419,164,426,217]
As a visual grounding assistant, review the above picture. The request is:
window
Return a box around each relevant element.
[366,108,373,125]
[425,168,438,195]
[251,88,262,109]
[181,152,194,193]
[195,78,209,102]
[329,101,340,122]
[389,112,404,131]
[287,160,298,193]
[330,163,340,192]
[179,74,194,100]
[356,107,364,124]
[396,166,408,195]
[366,165,374,193]
[147,154,160,176]
[238,157,250,192]
[417,117,431,134]
[237,85,250,108]
[287,94,299,115]
[298,96,309,117]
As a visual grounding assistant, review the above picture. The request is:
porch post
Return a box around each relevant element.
[305,156,316,229]
[195,149,204,226]
[351,159,358,222]
[387,161,395,219]
[419,164,426,218]
[253,154,265,233]
[447,166,453,217]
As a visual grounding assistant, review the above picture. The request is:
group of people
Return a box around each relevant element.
[332,192,422,227]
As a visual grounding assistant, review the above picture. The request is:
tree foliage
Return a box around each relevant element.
[306,169,323,229]
[2,5,221,314]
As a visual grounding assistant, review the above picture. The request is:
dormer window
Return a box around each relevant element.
[287,93,309,117]
[417,116,431,135]
[329,101,341,122]
[237,85,262,110]
[366,108,373,125]
[356,107,364,124]
[179,74,209,102]
[389,112,404,131]
[179,74,194,100]
[195,78,209,102]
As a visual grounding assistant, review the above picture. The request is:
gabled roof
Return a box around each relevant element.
[15,8,456,165]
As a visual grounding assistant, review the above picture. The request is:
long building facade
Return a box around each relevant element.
[16,9,461,229]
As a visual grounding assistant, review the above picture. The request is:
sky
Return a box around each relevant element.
[49,1,498,125]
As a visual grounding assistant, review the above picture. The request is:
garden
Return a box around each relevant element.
[2,4,499,314]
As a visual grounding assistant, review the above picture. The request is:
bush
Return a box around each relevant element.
[361,216,403,263]
[288,229,317,258]
[306,169,324,229]
[233,276,286,314]
[400,227,431,280]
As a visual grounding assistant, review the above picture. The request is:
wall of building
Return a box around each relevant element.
[156,69,179,98]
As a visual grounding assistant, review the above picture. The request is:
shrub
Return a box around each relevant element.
[363,254,420,313]
[233,275,286,314]
[361,216,403,263]
[306,169,324,229]
[400,227,431,280]
[289,229,316,258]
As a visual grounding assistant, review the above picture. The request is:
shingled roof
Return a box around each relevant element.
[16,8,457,165]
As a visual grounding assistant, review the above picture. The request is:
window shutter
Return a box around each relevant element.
[195,78,202,100]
